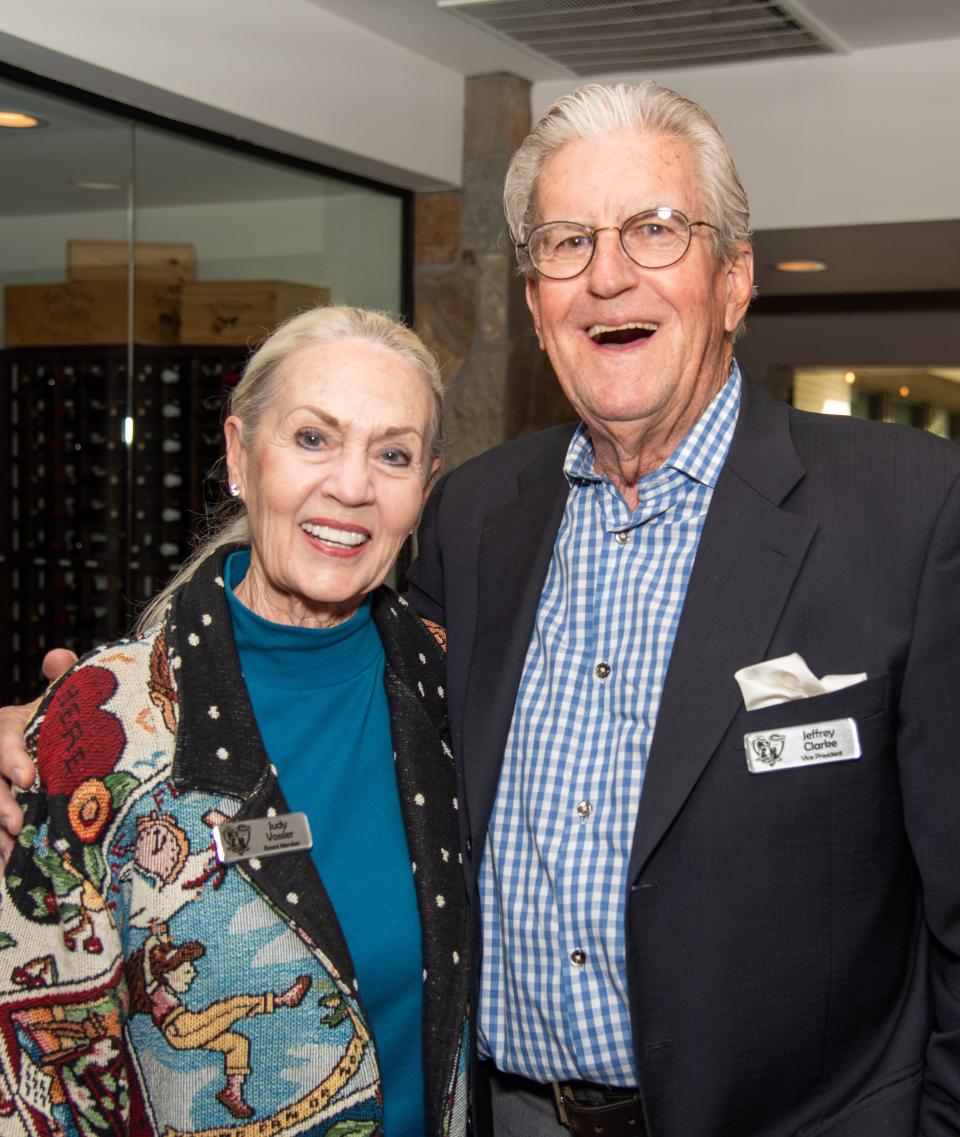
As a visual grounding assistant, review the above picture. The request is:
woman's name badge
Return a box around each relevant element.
[212,813,313,864]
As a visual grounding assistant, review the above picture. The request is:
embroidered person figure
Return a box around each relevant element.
[127,929,311,1120]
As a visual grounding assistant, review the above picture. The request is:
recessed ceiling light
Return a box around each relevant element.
[773,259,828,273]
[0,110,44,129]
[843,370,857,385]
[70,179,128,191]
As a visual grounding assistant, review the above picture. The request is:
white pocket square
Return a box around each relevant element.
[734,653,867,711]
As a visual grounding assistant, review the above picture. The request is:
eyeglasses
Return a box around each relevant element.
[519,205,719,280]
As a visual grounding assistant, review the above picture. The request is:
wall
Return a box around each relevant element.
[533,37,960,230]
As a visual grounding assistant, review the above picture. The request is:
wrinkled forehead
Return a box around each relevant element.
[533,130,702,223]
[255,338,438,451]
[276,339,432,410]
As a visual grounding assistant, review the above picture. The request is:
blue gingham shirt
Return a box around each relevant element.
[477,365,742,1085]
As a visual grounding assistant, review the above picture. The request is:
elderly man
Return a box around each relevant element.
[405,82,960,1136]
[3,81,960,1137]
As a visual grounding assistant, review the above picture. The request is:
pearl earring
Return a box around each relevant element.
[228,483,241,498]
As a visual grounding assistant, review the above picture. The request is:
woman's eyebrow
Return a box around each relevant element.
[288,408,422,438]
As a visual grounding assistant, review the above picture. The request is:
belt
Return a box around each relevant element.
[490,1067,647,1137]
[551,1080,647,1137]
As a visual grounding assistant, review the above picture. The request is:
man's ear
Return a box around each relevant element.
[525,276,545,349]
[414,457,443,533]
[724,243,754,334]
[424,457,442,500]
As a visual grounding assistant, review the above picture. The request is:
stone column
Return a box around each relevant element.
[414,73,569,471]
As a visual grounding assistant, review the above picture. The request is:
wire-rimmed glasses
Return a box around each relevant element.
[519,205,718,280]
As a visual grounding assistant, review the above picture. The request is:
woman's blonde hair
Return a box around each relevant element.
[137,305,443,633]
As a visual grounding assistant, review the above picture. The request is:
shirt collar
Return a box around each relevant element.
[563,360,742,489]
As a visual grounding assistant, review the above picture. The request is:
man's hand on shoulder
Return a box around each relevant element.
[0,648,77,862]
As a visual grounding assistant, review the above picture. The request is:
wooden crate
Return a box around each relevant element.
[180,281,330,346]
[68,240,197,285]
[5,281,181,347]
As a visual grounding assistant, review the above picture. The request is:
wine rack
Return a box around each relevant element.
[0,345,246,703]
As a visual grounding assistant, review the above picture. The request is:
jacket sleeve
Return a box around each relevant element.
[899,469,960,1132]
[1,670,130,1134]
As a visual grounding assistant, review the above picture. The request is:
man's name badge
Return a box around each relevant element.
[744,717,861,774]
[212,812,313,864]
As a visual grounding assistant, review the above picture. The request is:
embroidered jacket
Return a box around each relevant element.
[0,548,469,1137]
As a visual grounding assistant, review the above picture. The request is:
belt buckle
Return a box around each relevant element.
[551,1082,572,1128]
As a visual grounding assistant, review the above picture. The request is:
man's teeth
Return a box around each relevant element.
[587,321,659,340]
[300,522,367,547]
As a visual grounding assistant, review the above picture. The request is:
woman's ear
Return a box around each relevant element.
[223,416,246,496]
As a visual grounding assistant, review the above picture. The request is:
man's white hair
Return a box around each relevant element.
[504,80,752,275]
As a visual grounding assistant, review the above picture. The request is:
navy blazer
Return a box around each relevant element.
[407,376,960,1137]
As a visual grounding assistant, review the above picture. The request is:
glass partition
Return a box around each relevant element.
[0,72,407,700]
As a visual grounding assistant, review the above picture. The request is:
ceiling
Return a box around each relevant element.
[753,219,960,298]
[436,0,838,75]
[307,0,960,79]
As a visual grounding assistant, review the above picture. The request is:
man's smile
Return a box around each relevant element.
[586,321,659,346]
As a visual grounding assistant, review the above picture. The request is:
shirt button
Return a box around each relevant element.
[569,949,587,967]
[595,662,611,679]
[615,530,629,545]
[576,800,593,818]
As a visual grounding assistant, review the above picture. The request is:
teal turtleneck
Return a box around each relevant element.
[224,551,425,1136]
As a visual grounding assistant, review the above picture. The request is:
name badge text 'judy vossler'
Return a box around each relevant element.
[744,718,861,774]
[212,812,313,864]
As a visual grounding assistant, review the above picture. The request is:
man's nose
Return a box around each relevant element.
[585,227,638,295]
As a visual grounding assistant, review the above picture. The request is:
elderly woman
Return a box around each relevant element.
[0,307,469,1137]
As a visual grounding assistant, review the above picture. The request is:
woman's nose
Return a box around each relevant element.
[323,453,374,505]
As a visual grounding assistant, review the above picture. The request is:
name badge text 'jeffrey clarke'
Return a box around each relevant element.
[744,717,862,774]
[212,812,313,864]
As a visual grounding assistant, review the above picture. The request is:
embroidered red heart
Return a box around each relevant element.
[36,667,125,795]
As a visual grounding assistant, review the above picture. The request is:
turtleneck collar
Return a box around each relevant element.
[224,550,382,690]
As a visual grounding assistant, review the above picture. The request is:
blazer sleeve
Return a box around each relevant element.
[900,469,960,1131]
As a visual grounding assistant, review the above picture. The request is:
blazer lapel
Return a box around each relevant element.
[461,433,572,855]
[627,381,818,882]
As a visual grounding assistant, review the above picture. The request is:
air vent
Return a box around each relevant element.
[437,0,839,75]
